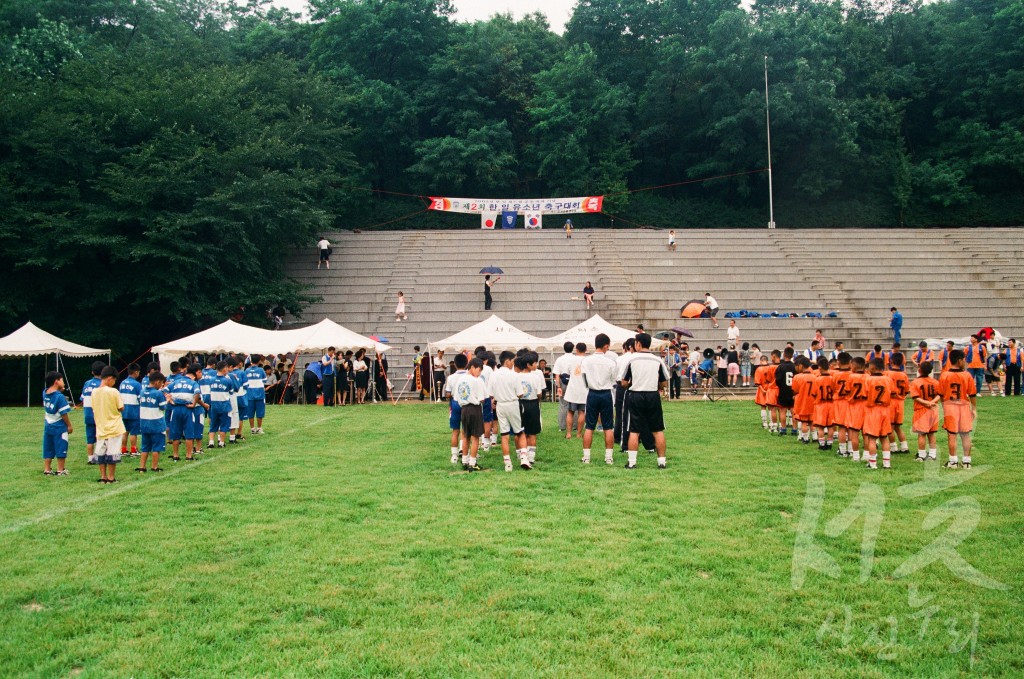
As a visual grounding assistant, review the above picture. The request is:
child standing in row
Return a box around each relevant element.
[445,354,469,464]
[457,358,488,472]
[491,350,526,471]
[910,362,940,462]
[93,366,126,483]
[81,361,104,465]
[42,371,73,476]
[119,363,142,458]
[139,372,168,472]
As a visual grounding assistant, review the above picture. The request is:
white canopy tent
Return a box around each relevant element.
[543,314,666,352]
[0,322,110,406]
[427,315,555,354]
[152,319,389,373]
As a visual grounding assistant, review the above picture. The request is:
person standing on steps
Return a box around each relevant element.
[395,291,407,321]
[564,219,573,239]
[317,236,331,269]
[704,292,720,329]
[890,307,903,345]
[484,274,500,311]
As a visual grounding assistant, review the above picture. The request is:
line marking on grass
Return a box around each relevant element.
[0,412,345,536]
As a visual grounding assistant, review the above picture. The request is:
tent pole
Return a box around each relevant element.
[27,355,31,407]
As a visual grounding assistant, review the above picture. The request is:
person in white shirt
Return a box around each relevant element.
[727,320,740,344]
[477,351,497,448]
[553,342,575,433]
[562,343,589,439]
[456,357,488,471]
[581,333,618,464]
[317,237,331,269]
[803,340,823,362]
[516,352,546,466]
[704,292,720,329]
[491,351,526,472]
[667,230,676,251]
[620,333,670,469]
[443,354,469,464]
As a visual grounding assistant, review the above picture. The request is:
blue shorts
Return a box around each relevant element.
[250,398,266,419]
[141,433,166,453]
[449,400,462,430]
[209,410,231,433]
[168,407,191,441]
[585,390,614,431]
[482,398,494,423]
[42,429,69,459]
[186,409,205,440]
[123,418,140,436]
[85,423,97,445]
[238,398,252,420]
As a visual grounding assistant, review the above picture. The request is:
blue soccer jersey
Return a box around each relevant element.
[244,366,267,400]
[81,377,101,425]
[139,387,168,434]
[209,375,234,414]
[169,376,200,407]
[231,369,248,402]
[43,389,71,432]
[119,376,142,420]
[200,368,217,404]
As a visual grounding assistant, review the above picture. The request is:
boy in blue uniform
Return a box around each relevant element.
[119,363,142,458]
[168,363,203,461]
[162,361,180,434]
[244,355,268,434]
[80,361,105,465]
[201,358,218,448]
[185,363,209,456]
[42,371,73,476]
[229,357,248,443]
[209,361,235,448]
[138,372,169,472]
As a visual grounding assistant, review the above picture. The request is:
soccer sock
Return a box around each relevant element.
[929,448,937,459]
[657,456,666,466]
[627,450,638,466]
[451,446,458,456]
[900,441,909,451]
[469,455,477,466]
[948,455,958,464]
[889,442,897,453]
[882,450,891,467]
[461,454,469,465]
[760,409,768,425]
[917,449,926,459]
[811,430,818,441]
[963,455,972,465]
[503,454,511,465]
[528,446,536,463]
[490,434,497,444]
[229,434,235,442]
[839,442,847,455]
[582,448,591,463]
[605,448,613,459]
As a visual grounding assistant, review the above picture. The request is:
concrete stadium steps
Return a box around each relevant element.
[284,228,1024,370]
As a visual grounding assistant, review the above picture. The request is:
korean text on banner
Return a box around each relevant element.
[429,196,603,215]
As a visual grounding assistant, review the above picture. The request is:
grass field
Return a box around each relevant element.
[1,399,1021,677]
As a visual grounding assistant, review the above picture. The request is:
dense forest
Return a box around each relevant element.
[1,0,1022,357]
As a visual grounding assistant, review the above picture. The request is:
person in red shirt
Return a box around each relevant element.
[885,353,911,456]
[811,357,835,452]
[863,358,896,469]
[791,357,816,444]
[846,357,869,463]
[909,362,941,461]
[937,350,978,468]
[831,353,853,457]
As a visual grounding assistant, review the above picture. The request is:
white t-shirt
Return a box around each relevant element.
[553,352,575,390]
[519,369,546,401]
[616,352,635,382]
[563,354,588,404]
[727,325,740,342]
[318,239,330,250]
[705,295,719,309]
[688,350,701,366]
[444,370,467,398]
[623,352,669,392]
[456,374,488,406]
[581,352,618,391]
[490,366,524,402]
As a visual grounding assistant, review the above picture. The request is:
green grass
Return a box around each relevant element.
[1,399,1021,677]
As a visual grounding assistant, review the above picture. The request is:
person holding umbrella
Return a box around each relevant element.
[481,267,503,310]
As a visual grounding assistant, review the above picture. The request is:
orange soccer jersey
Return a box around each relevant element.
[792,372,816,422]
[910,376,940,434]
[754,364,770,406]
[885,370,910,426]
[846,371,869,431]
[938,369,977,433]
[812,373,835,428]
[863,374,895,439]
[762,364,780,407]
[831,369,852,429]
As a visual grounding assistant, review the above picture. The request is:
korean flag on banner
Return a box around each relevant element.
[481,211,497,229]
[500,210,518,229]
[525,212,542,229]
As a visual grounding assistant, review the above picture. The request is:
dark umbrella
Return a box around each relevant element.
[479,266,504,274]
[671,326,695,338]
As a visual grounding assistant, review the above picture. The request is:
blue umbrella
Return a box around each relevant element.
[479,266,504,274]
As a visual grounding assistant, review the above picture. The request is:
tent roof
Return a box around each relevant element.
[428,315,555,353]
[152,319,389,358]
[543,314,666,352]
[0,322,109,358]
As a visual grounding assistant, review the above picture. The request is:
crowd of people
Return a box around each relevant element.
[441,333,670,472]
[41,354,273,481]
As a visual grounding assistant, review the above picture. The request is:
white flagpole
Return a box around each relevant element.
[765,56,776,230]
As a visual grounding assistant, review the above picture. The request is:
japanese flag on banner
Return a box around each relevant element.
[481,212,497,229]
[524,212,542,229]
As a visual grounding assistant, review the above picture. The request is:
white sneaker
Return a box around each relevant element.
[581,457,591,464]
[450,452,459,464]
[504,460,513,472]
[605,456,614,465]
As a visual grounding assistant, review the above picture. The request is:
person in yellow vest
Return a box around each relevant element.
[965,334,987,395]
[1004,338,1022,396]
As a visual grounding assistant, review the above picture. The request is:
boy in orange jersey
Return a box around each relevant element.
[937,349,978,469]
[909,362,941,461]
[753,355,772,429]
[812,357,835,452]
[764,350,782,433]
[846,357,869,462]
[831,353,853,457]
[863,358,896,469]
[791,356,816,444]
[885,352,911,456]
